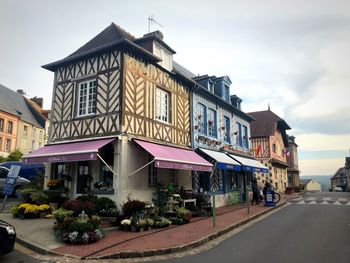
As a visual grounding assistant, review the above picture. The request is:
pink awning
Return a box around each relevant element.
[134,140,212,172]
[23,138,116,164]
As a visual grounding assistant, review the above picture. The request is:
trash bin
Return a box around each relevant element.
[264,190,275,207]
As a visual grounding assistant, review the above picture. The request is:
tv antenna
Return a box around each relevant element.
[148,15,163,33]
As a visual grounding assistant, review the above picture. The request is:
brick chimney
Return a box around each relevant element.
[30,97,44,108]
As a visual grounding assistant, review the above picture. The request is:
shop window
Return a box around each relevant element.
[227,171,239,192]
[77,161,91,194]
[0,137,2,151]
[95,143,114,191]
[198,171,210,192]
[148,157,158,187]
[54,163,69,180]
[169,169,178,185]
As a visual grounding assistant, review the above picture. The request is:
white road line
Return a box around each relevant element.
[320,201,329,205]
[296,200,306,204]
[333,201,342,205]
[308,201,317,204]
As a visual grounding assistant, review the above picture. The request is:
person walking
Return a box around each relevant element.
[251,177,260,205]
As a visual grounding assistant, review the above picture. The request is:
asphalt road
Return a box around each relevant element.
[157,192,350,263]
[0,243,47,263]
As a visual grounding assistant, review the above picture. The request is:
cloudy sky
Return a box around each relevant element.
[1,0,349,176]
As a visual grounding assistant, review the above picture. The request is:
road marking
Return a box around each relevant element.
[296,200,306,204]
[333,201,342,205]
[346,202,350,206]
[338,198,348,202]
[305,197,316,201]
[323,197,331,201]
[320,201,329,205]
[308,201,317,204]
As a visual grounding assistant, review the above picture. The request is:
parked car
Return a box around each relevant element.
[334,187,343,192]
[0,162,44,181]
[0,220,16,255]
[0,166,30,196]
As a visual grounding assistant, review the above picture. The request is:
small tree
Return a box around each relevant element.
[6,149,23,161]
[0,155,6,163]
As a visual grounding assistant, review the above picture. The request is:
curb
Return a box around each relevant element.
[15,236,63,257]
[88,201,287,260]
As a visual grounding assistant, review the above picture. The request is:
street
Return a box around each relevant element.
[1,192,349,263]
[157,192,350,263]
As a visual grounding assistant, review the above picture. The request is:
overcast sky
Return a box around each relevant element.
[1,0,349,176]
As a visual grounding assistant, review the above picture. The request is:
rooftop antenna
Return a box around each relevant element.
[148,15,163,33]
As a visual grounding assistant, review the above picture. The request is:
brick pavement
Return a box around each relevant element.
[52,201,280,259]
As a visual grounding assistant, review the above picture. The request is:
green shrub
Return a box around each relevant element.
[52,208,74,223]
[10,205,20,218]
[68,222,96,234]
[76,194,98,203]
[6,149,23,161]
[228,191,239,206]
[18,188,47,204]
[95,197,118,217]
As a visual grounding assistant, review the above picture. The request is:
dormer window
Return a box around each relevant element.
[223,85,230,102]
[153,42,173,71]
[208,81,214,93]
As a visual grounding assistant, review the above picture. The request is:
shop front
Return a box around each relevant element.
[23,137,118,198]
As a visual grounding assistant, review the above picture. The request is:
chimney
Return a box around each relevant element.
[143,30,164,40]
[16,89,26,95]
[30,97,44,108]
[230,95,242,110]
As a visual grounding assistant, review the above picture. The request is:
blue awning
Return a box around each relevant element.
[228,154,269,173]
[197,148,241,171]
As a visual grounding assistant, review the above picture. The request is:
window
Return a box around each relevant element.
[198,171,210,192]
[196,103,206,135]
[0,119,4,132]
[5,139,11,152]
[153,42,173,71]
[148,160,158,187]
[208,109,217,137]
[7,121,13,134]
[40,130,43,139]
[155,88,170,123]
[55,163,69,180]
[223,116,230,143]
[243,125,248,148]
[169,169,178,185]
[236,122,242,147]
[272,143,276,153]
[33,128,36,138]
[23,125,28,136]
[223,85,230,102]
[208,81,214,93]
[77,79,97,117]
[77,162,91,194]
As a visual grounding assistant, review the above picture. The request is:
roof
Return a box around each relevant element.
[300,179,312,185]
[0,84,45,128]
[248,109,291,146]
[173,61,196,79]
[43,23,160,71]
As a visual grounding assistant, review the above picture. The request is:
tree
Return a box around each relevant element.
[6,149,24,161]
[0,155,6,163]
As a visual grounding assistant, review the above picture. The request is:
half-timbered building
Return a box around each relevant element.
[23,24,212,206]
[249,109,291,191]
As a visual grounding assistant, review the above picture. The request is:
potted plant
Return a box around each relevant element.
[176,207,192,222]
[120,219,131,231]
[146,218,154,231]
[138,219,147,232]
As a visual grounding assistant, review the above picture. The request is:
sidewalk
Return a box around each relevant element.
[0,193,299,260]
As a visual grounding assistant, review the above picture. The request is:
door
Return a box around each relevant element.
[76,161,90,194]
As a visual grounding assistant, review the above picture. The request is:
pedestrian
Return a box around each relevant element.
[251,177,260,205]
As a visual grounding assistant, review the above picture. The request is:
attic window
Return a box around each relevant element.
[153,42,173,71]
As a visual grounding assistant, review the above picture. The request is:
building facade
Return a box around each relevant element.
[0,84,46,156]
[301,179,321,192]
[249,109,291,192]
[331,157,350,192]
[24,24,212,207]
[286,135,300,188]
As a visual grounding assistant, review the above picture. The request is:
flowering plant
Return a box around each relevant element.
[121,219,131,225]
[47,179,63,189]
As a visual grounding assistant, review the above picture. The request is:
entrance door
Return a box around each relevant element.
[77,161,90,194]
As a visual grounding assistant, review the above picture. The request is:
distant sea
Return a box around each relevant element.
[300,175,332,191]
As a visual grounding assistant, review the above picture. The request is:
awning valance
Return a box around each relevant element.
[197,148,241,171]
[228,154,269,173]
[23,138,116,164]
[134,140,212,172]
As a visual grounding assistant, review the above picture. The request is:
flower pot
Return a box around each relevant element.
[147,226,152,231]
[139,227,144,232]
[49,202,59,210]
[131,225,138,232]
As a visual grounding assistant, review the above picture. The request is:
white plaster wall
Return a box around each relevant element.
[306,180,321,191]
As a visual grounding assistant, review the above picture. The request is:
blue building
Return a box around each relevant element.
[190,74,268,206]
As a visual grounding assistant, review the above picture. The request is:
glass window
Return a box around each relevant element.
[198,172,210,192]
[243,125,248,148]
[77,161,91,194]
[23,125,28,136]
[5,139,11,152]
[0,167,8,178]
[0,119,4,132]
[155,88,170,123]
[208,109,217,137]
[223,116,230,143]
[77,79,97,117]
[236,122,242,147]
[169,169,178,185]
[272,143,276,153]
[223,85,230,102]
[148,158,158,187]
[196,103,206,135]
[7,121,13,134]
